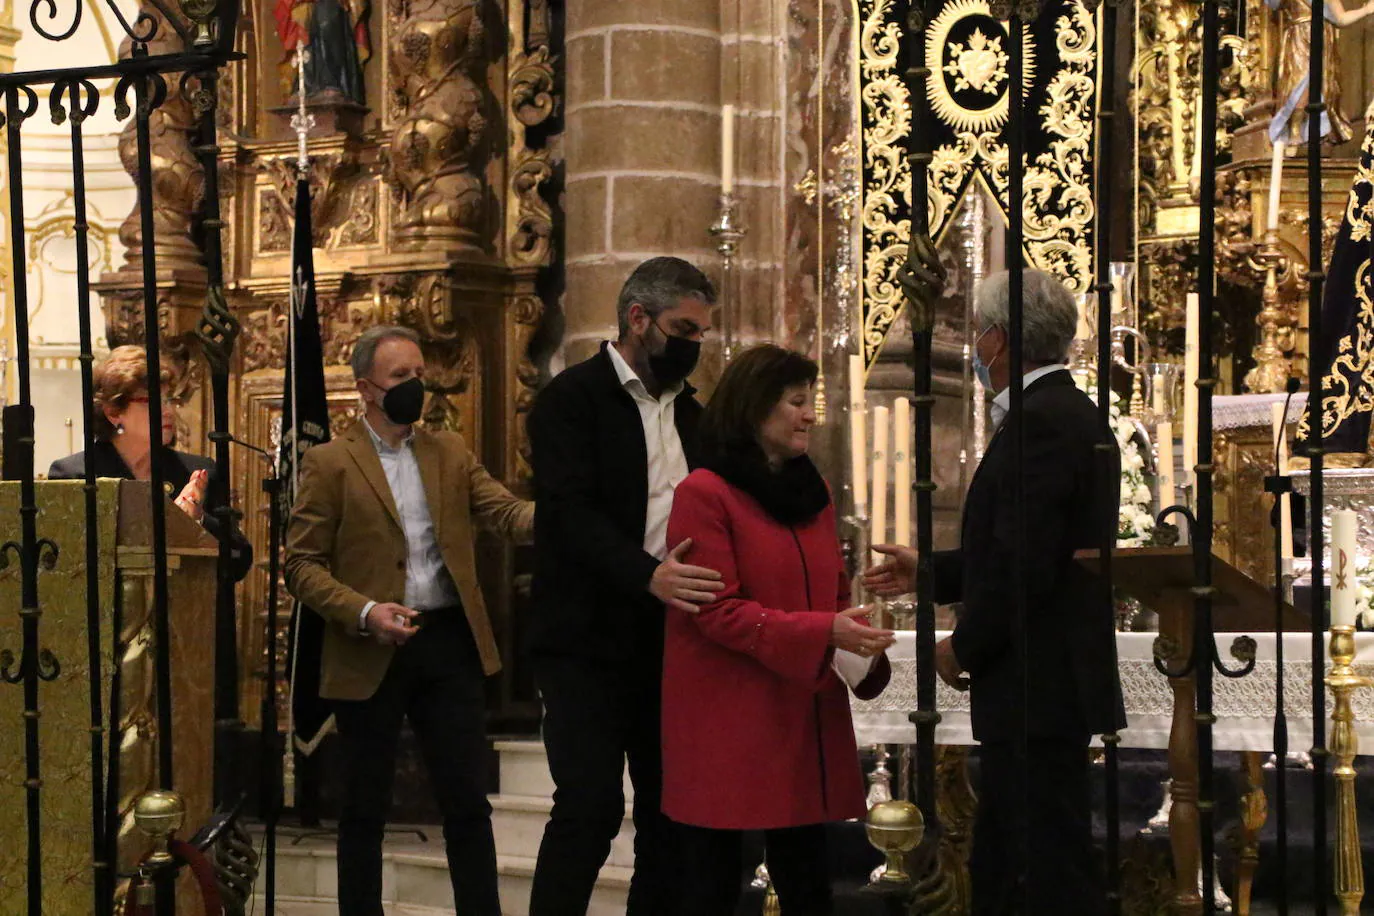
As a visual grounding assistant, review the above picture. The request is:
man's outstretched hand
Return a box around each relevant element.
[864,544,917,597]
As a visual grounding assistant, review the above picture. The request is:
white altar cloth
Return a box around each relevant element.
[851,630,1374,751]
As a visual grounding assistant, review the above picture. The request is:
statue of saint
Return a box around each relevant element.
[273,0,371,105]
[1268,0,1374,146]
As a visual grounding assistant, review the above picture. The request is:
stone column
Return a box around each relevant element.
[560,0,724,370]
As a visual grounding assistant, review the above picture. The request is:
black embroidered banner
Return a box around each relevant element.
[856,0,1098,367]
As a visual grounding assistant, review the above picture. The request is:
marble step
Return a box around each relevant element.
[490,793,636,867]
[495,739,633,800]
[252,830,631,916]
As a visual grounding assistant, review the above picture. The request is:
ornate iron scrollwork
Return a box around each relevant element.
[49,78,100,126]
[195,285,241,376]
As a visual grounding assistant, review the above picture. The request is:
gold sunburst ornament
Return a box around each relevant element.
[925,0,1037,135]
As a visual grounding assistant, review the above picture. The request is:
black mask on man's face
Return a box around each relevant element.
[645,320,701,388]
[371,376,425,425]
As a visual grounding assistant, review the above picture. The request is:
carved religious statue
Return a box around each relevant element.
[1267,0,1374,146]
[273,0,371,105]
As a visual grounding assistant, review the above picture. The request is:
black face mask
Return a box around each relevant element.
[646,321,701,388]
[373,376,425,426]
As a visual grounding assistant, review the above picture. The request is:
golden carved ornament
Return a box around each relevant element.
[115,5,204,274]
[258,152,361,249]
[387,0,491,251]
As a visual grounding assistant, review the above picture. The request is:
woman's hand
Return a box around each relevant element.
[174,469,209,523]
[863,544,917,597]
[830,607,896,657]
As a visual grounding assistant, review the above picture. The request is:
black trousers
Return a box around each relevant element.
[674,822,832,916]
[971,738,1102,916]
[332,611,499,916]
[529,653,673,915]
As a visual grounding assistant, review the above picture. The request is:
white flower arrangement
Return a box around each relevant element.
[1074,376,1155,547]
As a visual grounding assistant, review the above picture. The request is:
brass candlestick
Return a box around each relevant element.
[1244,229,1298,394]
[1328,625,1372,915]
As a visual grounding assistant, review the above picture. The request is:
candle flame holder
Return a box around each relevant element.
[709,192,747,364]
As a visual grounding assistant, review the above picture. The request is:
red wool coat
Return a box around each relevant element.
[662,468,890,830]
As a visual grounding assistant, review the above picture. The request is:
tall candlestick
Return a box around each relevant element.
[871,405,889,554]
[849,355,868,515]
[1332,508,1360,628]
[721,104,736,194]
[1183,292,1199,490]
[1272,401,1293,560]
[1156,420,1176,512]
[893,397,912,546]
[1267,140,1285,232]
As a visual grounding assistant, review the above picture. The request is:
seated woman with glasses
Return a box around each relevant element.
[47,344,253,582]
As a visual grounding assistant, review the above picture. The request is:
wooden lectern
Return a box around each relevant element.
[0,479,218,915]
[1080,547,1304,916]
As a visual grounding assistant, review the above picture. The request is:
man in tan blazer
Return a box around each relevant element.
[285,325,532,916]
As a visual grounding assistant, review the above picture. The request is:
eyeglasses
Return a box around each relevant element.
[127,392,191,408]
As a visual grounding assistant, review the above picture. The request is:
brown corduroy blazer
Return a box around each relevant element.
[284,421,534,701]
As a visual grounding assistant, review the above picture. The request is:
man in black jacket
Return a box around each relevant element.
[526,257,724,915]
[867,269,1125,916]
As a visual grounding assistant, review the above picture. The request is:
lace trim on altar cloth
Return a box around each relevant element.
[852,653,1374,750]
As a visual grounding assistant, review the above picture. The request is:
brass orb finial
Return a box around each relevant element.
[865,799,925,885]
[134,790,185,866]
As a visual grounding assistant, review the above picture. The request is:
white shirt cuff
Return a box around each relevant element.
[358,601,375,633]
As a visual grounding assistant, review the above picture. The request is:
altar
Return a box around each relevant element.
[854,629,1374,914]
[853,630,1374,750]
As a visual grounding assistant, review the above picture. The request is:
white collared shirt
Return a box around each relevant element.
[990,364,1069,429]
[606,343,690,559]
[358,418,461,629]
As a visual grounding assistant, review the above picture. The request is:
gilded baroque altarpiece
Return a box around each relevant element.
[89,0,558,724]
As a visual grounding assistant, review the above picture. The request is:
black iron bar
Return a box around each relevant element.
[0,48,241,92]
[1196,0,1222,905]
[65,75,111,916]
[901,0,939,829]
[1006,6,1028,908]
[1306,0,1329,897]
[261,475,282,916]
[132,67,175,792]
[1266,383,1296,916]
[132,65,176,916]
[5,81,44,916]
[190,62,242,809]
[1093,1,1122,911]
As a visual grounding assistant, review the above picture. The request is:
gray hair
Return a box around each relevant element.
[974,270,1079,364]
[616,256,716,338]
[351,325,421,379]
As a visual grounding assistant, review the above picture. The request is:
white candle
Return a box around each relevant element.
[871,405,889,555]
[893,397,912,547]
[1076,295,1092,341]
[1332,508,1360,628]
[1152,379,1166,420]
[1183,292,1199,491]
[1272,401,1293,560]
[849,354,867,515]
[721,104,736,194]
[1267,140,1284,232]
[1156,420,1176,512]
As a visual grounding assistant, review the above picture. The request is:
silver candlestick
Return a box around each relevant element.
[709,192,746,363]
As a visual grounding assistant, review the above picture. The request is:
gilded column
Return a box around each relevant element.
[388,0,491,252]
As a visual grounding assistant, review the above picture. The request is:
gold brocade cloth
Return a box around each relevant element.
[0,479,119,916]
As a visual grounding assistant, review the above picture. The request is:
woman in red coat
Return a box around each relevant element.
[662,344,895,915]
